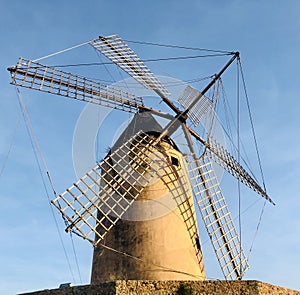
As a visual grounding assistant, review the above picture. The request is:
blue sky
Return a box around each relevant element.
[0,1,299,294]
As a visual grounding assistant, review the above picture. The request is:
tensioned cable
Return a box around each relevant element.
[92,48,117,163]
[98,243,204,280]
[206,79,221,139]
[214,79,260,183]
[70,232,83,284]
[201,197,264,246]
[92,46,134,156]
[32,39,93,62]
[12,36,268,281]
[113,75,212,86]
[247,199,267,261]
[29,35,233,64]
[31,37,233,64]
[216,77,258,192]
[15,87,80,283]
[204,64,269,271]
[92,47,116,84]
[0,115,21,179]
[100,75,214,90]
[237,58,271,264]
[218,78,235,155]
[197,76,259,185]
[26,53,231,70]
[98,243,235,292]
[238,58,267,193]
[124,38,234,55]
[236,58,243,278]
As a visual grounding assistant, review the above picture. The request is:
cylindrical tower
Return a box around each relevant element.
[91,129,205,282]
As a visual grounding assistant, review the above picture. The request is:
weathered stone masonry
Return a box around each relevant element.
[20,280,300,295]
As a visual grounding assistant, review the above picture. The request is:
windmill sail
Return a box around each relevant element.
[157,152,205,270]
[186,154,249,280]
[8,57,144,113]
[51,131,169,245]
[89,34,170,98]
[7,34,275,283]
[206,136,274,204]
[187,127,274,205]
[178,85,213,127]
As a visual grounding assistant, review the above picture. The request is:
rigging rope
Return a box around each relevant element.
[97,243,204,280]
[32,40,93,62]
[30,35,234,65]
[14,36,271,281]
[206,78,221,139]
[238,58,267,192]
[236,58,243,278]
[247,199,267,260]
[92,48,116,84]
[28,53,231,70]
[124,38,234,55]
[236,57,271,266]
[97,242,236,293]
[15,87,81,284]
[0,115,21,179]
[96,75,214,90]
[92,48,116,163]
[70,232,83,284]
[216,79,260,183]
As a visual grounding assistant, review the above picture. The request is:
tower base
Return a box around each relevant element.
[20,280,300,295]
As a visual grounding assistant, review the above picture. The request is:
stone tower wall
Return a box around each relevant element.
[20,280,300,295]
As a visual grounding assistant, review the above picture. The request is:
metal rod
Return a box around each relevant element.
[155,53,239,141]
[181,52,239,118]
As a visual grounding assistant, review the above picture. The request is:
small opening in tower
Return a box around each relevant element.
[171,156,179,167]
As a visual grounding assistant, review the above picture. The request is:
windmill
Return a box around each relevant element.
[8,34,274,283]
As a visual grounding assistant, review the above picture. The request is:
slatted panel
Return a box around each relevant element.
[8,57,144,113]
[90,34,170,96]
[51,132,166,246]
[206,136,274,204]
[178,85,213,126]
[186,154,249,280]
[170,162,204,272]
[163,156,205,271]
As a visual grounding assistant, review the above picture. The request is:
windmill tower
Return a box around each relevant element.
[8,34,275,284]
[91,111,205,282]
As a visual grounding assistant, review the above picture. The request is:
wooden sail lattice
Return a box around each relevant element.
[51,132,169,245]
[90,35,170,97]
[186,154,249,280]
[161,157,205,271]
[178,85,213,127]
[8,57,144,113]
[206,136,274,204]
[7,35,276,281]
[186,127,274,205]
